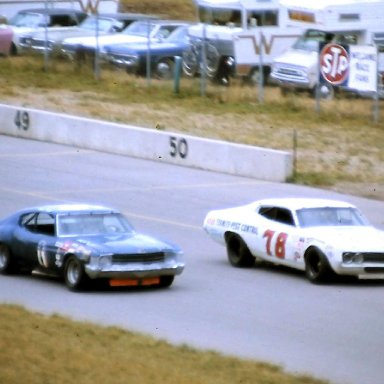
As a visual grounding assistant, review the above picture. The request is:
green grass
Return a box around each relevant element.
[0,304,330,384]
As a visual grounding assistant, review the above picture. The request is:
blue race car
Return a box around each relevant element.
[105,24,191,79]
[0,204,184,290]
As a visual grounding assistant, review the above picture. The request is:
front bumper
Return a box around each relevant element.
[333,262,384,280]
[85,259,185,280]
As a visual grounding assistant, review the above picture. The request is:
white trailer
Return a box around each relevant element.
[183,0,302,84]
[233,3,303,84]
[270,0,384,98]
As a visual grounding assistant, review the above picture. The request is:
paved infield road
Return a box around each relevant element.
[1,135,384,384]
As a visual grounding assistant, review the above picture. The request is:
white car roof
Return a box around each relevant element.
[254,197,356,211]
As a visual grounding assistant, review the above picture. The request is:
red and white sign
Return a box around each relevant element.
[320,43,349,85]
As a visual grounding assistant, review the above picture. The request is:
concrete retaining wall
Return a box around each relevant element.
[0,104,293,182]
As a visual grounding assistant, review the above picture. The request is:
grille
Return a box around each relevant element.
[364,267,384,273]
[363,253,384,263]
[112,252,165,263]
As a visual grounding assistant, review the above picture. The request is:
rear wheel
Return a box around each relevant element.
[226,234,255,267]
[64,256,88,291]
[305,249,333,283]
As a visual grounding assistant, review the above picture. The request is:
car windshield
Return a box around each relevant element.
[293,30,334,52]
[122,20,156,36]
[9,12,45,27]
[79,16,119,33]
[166,26,188,43]
[296,207,368,228]
[58,212,134,236]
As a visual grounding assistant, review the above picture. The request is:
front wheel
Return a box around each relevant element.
[64,256,88,291]
[305,249,333,283]
[226,235,255,267]
[155,58,174,80]
[0,244,14,274]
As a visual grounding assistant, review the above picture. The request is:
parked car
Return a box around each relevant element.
[203,197,384,283]
[0,24,13,55]
[19,12,153,56]
[105,24,191,79]
[61,19,189,61]
[4,7,87,54]
[0,204,185,291]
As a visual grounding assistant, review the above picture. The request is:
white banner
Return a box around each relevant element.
[347,45,377,93]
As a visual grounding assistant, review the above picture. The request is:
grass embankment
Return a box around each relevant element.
[0,304,329,384]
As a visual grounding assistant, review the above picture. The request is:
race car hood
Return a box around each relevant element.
[75,232,181,254]
[306,226,384,251]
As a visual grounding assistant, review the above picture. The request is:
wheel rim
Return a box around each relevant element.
[66,259,81,286]
[0,246,7,269]
[156,60,173,79]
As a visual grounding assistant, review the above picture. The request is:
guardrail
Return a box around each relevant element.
[0,104,293,182]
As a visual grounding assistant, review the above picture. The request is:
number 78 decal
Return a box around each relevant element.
[263,230,288,259]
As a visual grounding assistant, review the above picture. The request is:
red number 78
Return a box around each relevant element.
[263,230,288,259]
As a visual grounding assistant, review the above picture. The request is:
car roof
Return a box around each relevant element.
[16,8,87,16]
[135,19,190,25]
[254,197,356,211]
[19,204,119,215]
[95,12,158,20]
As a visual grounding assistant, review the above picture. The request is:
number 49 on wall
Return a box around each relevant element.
[14,111,30,131]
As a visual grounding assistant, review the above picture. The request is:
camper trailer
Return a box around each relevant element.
[270,0,384,98]
[183,0,302,84]
[233,2,303,84]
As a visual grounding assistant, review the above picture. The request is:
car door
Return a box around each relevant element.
[12,211,59,271]
[255,206,301,267]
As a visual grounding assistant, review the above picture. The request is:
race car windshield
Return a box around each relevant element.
[58,213,134,236]
[296,207,368,228]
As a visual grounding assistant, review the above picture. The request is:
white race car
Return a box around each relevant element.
[203,198,384,283]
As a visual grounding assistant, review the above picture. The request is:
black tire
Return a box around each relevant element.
[226,234,255,268]
[0,244,14,274]
[305,249,333,283]
[64,255,88,291]
[155,58,174,80]
[159,275,174,288]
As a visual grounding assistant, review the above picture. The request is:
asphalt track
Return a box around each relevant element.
[1,135,384,384]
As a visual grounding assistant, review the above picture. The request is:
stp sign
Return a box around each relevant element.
[320,43,349,85]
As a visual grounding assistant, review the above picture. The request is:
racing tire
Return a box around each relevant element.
[0,244,16,274]
[64,255,88,291]
[305,249,333,284]
[226,234,255,268]
[159,275,174,288]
